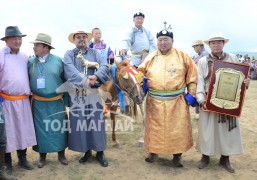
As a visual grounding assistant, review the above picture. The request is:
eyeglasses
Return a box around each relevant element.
[75,35,88,40]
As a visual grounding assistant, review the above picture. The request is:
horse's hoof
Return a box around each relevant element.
[112,143,122,149]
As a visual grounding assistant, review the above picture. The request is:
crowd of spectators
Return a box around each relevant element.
[236,54,257,80]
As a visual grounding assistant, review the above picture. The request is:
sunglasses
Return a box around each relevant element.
[75,35,88,40]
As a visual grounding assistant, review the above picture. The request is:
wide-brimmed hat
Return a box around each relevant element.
[1,26,26,40]
[30,33,55,49]
[204,32,229,44]
[68,30,92,43]
[192,40,204,47]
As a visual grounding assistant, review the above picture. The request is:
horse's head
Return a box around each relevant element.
[116,59,144,104]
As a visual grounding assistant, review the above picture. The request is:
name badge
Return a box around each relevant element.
[37,76,45,89]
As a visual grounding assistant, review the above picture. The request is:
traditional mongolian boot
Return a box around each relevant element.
[58,150,68,165]
[17,149,34,170]
[198,154,210,169]
[37,153,46,168]
[0,149,17,180]
[79,150,92,163]
[96,151,108,167]
[219,155,235,173]
[5,153,12,175]
[172,153,183,167]
[145,153,158,163]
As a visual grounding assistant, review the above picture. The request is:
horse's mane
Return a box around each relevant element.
[102,59,130,98]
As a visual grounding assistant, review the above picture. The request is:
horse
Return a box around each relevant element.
[99,59,145,147]
[56,58,145,147]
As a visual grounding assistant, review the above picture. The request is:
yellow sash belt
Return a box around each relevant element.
[131,49,149,55]
[32,94,63,101]
[0,92,29,101]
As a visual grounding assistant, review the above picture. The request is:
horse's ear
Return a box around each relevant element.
[122,59,130,66]
[115,58,130,70]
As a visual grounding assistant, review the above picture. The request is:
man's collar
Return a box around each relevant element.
[210,52,225,60]
[4,45,19,54]
[74,47,88,54]
[133,26,143,32]
[37,53,49,62]
[93,40,103,44]
[157,48,173,56]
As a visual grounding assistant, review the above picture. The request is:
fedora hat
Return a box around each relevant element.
[1,26,26,40]
[30,33,55,49]
[204,32,229,45]
[68,30,92,43]
[192,40,204,47]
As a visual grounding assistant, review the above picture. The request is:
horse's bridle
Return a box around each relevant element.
[118,74,139,98]
[115,67,142,99]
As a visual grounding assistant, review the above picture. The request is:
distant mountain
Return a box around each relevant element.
[231,52,257,58]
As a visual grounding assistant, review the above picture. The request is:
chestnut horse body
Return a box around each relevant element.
[99,59,144,146]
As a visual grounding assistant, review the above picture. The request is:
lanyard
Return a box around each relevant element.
[36,56,49,75]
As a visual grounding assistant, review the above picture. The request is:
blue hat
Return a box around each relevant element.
[156,21,173,39]
[133,11,145,18]
[1,26,26,41]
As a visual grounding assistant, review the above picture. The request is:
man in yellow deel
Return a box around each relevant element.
[138,22,198,167]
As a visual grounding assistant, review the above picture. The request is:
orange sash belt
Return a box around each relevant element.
[0,92,29,101]
[32,94,63,101]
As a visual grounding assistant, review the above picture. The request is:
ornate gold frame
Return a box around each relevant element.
[210,68,245,109]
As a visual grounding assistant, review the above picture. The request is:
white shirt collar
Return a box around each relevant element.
[38,53,49,62]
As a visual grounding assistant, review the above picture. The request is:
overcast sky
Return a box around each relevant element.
[1,0,257,57]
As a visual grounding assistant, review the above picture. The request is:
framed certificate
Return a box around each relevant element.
[206,60,250,117]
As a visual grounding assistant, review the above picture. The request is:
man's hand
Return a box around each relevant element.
[244,77,250,89]
[119,49,127,56]
[85,75,98,87]
[200,101,207,111]
[108,55,114,59]
[88,75,98,87]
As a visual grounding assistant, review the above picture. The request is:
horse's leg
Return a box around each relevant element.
[138,101,145,147]
[139,104,145,120]
[110,105,120,147]
[133,102,138,117]
[129,98,136,121]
